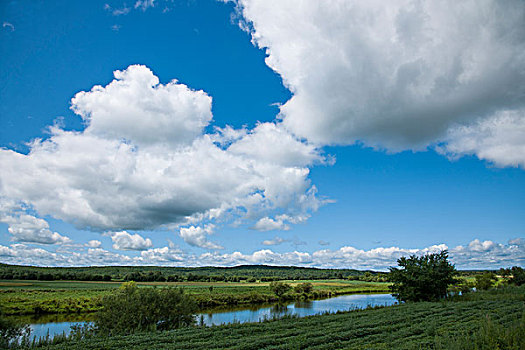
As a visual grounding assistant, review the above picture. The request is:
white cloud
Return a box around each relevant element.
[139,246,185,263]
[0,65,326,245]
[262,236,288,246]
[0,238,522,269]
[2,22,15,31]
[234,0,525,165]
[318,240,330,246]
[111,24,121,32]
[71,65,212,147]
[451,238,525,269]
[179,225,222,250]
[0,199,71,245]
[253,217,290,231]
[105,5,130,16]
[106,231,153,251]
[438,109,525,168]
[227,122,324,167]
[134,0,155,11]
[85,240,102,248]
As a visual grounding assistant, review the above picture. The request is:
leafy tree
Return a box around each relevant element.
[509,266,525,286]
[388,250,457,302]
[500,266,525,286]
[294,282,313,294]
[96,282,197,335]
[269,281,291,298]
[475,272,497,290]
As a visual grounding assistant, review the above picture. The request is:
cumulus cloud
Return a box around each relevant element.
[71,65,212,147]
[106,231,153,251]
[0,198,71,245]
[0,238,522,269]
[139,246,185,263]
[262,236,288,246]
[438,109,525,168]
[179,225,222,250]
[0,65,326,245]
[85,240,102,248]
[253,217,290,231]
[451,238,525,269]
[233,0,525,165]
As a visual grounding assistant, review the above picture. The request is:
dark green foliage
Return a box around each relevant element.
[0,307,29,348]
[450,278,474,295]
[388,250,457,302]
[269,282,291,298]
[500,266,525,286]
[293,282,313,294]
[435,313,525,350]
[0,263,365,282]
[95,282,197,335]
[24,285,525,350]
[475,272,497,290]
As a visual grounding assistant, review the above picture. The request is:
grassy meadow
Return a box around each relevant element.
[0,279,390,315]
[18,285,525,350]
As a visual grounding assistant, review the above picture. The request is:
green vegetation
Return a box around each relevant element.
[499,266,525,286]
[0,307,29,348]
[0,264,374,283]
[0,279,390,315]
[269,281,292,298]
[96,282,196,335]
[475,272,498,290]
[389,251,456,302]
[11,285,525,349]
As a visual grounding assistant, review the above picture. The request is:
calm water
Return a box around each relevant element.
[22,293,396,341]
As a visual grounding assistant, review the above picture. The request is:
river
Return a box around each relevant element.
[20,293,396,341]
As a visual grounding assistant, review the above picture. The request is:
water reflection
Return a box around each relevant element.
[196,293,396,326]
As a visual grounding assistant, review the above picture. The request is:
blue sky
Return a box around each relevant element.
[1,0,524,269]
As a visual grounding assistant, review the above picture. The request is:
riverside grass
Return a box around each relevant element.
[18,285,525,350]
[0,279,389,315]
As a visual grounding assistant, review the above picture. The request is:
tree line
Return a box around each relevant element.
[0,263,379,282]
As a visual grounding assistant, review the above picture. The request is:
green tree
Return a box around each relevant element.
[388,250,457,302]
[507,266,525,286]
[96,281,197,335]
[269,281,291,298]
[475,272,497,290]
[293,282,313,294]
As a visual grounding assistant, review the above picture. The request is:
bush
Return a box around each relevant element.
[293,282,313,295]
[475,273,497,291]
[95,281,197,335]
[388,250,456,302]
[269,282,291,298]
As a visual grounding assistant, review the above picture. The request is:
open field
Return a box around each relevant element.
[0,279,390,315]
[22,285,525,350]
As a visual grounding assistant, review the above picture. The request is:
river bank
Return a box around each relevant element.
[11,286,525,350]
[0,279,390,315]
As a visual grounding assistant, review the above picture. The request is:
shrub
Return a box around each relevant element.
[95,281,197,335]
[475,273,497,291]
[269,282,292,298]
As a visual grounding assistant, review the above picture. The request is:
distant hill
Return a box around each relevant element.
[0,263,375,282]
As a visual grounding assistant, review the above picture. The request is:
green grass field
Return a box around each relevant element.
[22,285,525,350]
[0,279,391,315]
